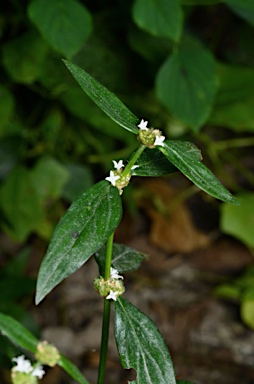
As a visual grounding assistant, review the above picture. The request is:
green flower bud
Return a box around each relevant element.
[35,341,60,367]
[11,371,38,384]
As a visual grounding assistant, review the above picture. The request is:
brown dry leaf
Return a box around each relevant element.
[137,179,211,253]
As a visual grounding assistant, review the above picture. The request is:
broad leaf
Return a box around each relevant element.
[156,36,218,131]
[132,0,182,42]
[160,141,239,205]
[0,166,44,242]
[2,31,48,84]
[58,355,90,384]
[28,0,92,57]
[131,148,177,177]
[115,297,176,384]
[63,60,139,134]
[36,181,122,304]
[0,313,38,353]
[220,193,254,249]
[224,0,254,26]
[95,243,147,275]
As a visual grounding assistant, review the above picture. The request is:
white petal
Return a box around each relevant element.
[113,160,124,171]
[106,290,118,301]
[154,135,165,147]
[12,355,33,373]
[105,171,120,186]
[32,365,45,379]
[131,165,139,170]
[110,267,123,279]
[137,119,148,131]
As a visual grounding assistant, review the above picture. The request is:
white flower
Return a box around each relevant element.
[154,135,165,147]
[131,165,139,170]
[12,355,33,373]
[105,170,120,186]
[110,267,123,280]
[106,290,118,301]
[32,365,45,379]
[113,160,124,171]
[137,119,149,131]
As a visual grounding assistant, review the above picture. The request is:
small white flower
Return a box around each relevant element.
[138,119,149,131]
[154,135,165,147]
[106,290,118,301]
[12,355,33,373]
[32,365,45,379]
[110,267,123,280]
[113,160,124,171]
[105,170,120,186]
[131,165,139,170]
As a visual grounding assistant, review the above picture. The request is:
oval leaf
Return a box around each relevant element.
[131,147,177,177]
[132,0,183,42]
[36,181,122,304]
[95,243,147,275]
[58,355,90,384]
[63,60,139,134]
[114,297,176,384]
[156,36,218,131]
[159,140,239,205]
[28,0,92,57]
[0,312,38,353]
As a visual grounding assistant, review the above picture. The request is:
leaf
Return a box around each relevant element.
[181,0,221,4]
[31,156,69,201]
[95,243,147,275]
[159,140,239,205]
[0,86,15,133]
[62,163,93,202]
[241,299,254,329]
[132,0,183,42]
[2,30,48,84]
[0,313,38,353]
[209,64,254,132]
[58,355,90,384]
[131,148,177,177]
[156,36,218,131]
[63,60,139,134]
[36,181,122,304]
[0,166,44,242]
[114,297,176,384]
[28,0,92,57]
[224,0,254,26]
[220,193,254,249]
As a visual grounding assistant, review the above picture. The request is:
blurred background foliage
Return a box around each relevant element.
[1,0,254,348]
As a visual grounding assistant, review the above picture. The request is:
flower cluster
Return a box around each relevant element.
[94,267,125,301]
[105,160,136,193]
[137,119,165,148]
[11,355,45,384]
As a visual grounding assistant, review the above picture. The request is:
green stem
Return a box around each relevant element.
[97,232,114,384]
[122,144,146,176]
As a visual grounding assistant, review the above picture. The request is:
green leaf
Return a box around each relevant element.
[114,297,176,384]
[132,0,183,42]
[31,156,70,200]
[220,193,254,249]
[209,64,254,132]
[159,140,239,205]
[2,31,48,84]
[224,0,254,26]
[131,148,177,177]
[0,166,44,242]
[63,60,139,134]
[58,355,90,384]
[62,163,93,202]
[0,313,38,353]
[156,36,218,131]
[28,0,92,57]
[214,284,241,300]
[36,181,122,304]
[0,86,15,134]
[95,243,147,275]
[241,299,254,329]
[181,0,221,4]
